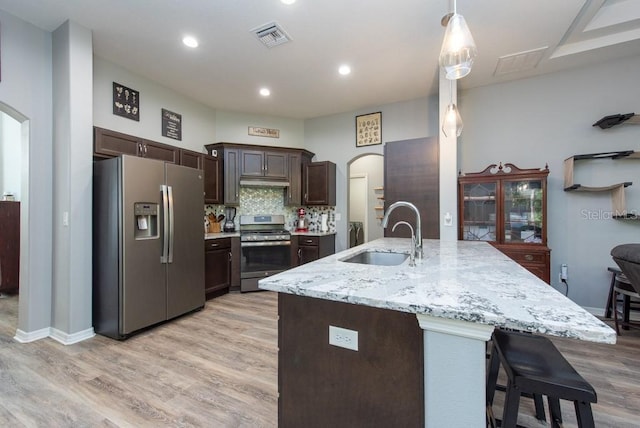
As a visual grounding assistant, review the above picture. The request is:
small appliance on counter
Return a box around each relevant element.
[223,206,236,232]
[295,207,309,232]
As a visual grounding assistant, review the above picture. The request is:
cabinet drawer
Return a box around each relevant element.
[205,238,231,251]
[299,236,319,246]
[502,250,546,264]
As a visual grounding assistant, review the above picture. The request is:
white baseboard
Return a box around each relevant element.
[13,327,50,343]
[14,327,95,345]
[49,327,96,345]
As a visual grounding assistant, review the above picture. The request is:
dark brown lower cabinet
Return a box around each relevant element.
[278,293,424,427]
[205,238,231,299]
[0,201,20,293]
[294,234,335,266]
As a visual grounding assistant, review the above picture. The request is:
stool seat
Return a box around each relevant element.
[487,330,597,428]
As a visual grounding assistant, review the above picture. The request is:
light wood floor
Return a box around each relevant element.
[1,292,639,427]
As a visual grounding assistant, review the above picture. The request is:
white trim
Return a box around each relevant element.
[49,327,96,345]
[416,314,494,341]
[13,327,49,343]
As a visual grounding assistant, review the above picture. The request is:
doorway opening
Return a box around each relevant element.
[347,154,384,247]
[0,103,29,338]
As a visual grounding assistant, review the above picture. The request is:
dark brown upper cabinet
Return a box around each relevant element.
[94,127,178,163]
[240,149,288,180]
[304,161,336,206]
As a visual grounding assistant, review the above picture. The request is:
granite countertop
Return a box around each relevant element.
[259,237,616,344]
[205,232,240,240]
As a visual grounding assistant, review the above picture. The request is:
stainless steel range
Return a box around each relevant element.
[240,214,292,292]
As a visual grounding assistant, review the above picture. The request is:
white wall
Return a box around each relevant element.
[459,55,640,310]
[0,112,22,200]
[305,97,439,251]
[93,56,217,153]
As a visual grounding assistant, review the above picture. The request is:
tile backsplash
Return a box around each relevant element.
[205,186,335,232]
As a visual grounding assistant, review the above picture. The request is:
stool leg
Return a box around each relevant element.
[533,394,546,421]
[623,294,631,330]
[574,401,595,428]
[548,397,562,428]
[613,290,621,335]
[605,271,616,318]
[501,380,521,428]
[486,346,500,406]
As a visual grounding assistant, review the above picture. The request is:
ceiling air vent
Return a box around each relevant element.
[251,22,292,48]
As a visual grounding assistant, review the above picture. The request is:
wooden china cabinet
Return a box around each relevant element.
[458,163,551,283]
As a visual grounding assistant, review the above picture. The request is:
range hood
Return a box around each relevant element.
[240,179,290,188]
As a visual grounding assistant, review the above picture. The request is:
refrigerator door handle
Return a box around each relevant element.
[167,185,175,263]
[161,184,170,263]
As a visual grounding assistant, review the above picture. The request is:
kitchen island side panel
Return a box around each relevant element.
[278,293,424,427]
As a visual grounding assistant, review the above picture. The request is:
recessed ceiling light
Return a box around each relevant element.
[259,88,271,97]
[338,65,351,76]
[182,36,199,48]
[281,0,296,4]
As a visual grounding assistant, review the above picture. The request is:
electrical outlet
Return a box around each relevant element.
[329,325,358,351]
[560,263,568,280]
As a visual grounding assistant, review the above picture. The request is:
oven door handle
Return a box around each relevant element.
[241,241,291,247]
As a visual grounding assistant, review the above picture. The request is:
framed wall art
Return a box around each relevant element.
[162,108,182,141]
[356,112,381,147]
[113,82,140,121]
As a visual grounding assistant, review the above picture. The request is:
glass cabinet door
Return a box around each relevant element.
[462,182,496,241]
[503,179,543,244]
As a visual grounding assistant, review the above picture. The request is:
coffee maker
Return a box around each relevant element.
[223,207,236,232]
[295,207,309,232]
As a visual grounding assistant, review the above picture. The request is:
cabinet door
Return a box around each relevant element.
[205,240,231,298]
[94,127,140,158]
[502,179,544,244]
[224,149,240,205]
[304,161,336,205]
[460,181,497,242]
[285,152,302,206]
[203,154,222,204]
[142,140,179,163]
[298,245,319,265]
[0,201,20,292]
[180,149,203,169]
[264,151,288,179]
[240,150,265,177]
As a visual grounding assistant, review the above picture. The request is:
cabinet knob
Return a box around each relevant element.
[524,254,534,261]
[305,239,313,244]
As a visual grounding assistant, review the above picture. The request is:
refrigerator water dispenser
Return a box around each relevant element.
[134,202,159,239]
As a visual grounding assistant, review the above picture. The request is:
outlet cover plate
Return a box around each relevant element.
[329,325,358,351]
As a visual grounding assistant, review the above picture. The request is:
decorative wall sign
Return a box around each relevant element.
[248,126,280,138]
[113,82,139,121]
[161,108,182,141]
[356,111,382,147]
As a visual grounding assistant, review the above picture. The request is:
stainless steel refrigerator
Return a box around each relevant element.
[93,155,205,339]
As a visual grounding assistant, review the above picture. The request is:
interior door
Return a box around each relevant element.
[165,163,205,319]
[384,137,440,239]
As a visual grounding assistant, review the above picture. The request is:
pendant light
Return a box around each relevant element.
[442,80,463,137]
[439,0,477,80]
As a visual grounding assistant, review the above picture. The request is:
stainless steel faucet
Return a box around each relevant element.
[381,201,422,258]
[392,221,416,266]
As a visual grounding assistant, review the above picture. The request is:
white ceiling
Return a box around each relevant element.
[1,0,640,119]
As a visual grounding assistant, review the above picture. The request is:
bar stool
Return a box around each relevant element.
[487,329,597,428]
[612,273,640,334]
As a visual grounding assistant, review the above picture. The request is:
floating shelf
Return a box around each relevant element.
[563,150,639,218]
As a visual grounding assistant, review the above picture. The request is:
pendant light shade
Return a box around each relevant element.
[439,13,477,80]
[442,103,463,137]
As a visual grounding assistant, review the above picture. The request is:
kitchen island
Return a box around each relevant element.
[259,238,616,427]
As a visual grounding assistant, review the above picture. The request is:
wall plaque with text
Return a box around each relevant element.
[162,108,182,141]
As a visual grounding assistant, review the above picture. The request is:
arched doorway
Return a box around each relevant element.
[0,103,29,338]
[347,154,384,247]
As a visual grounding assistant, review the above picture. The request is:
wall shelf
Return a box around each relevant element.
[563,150,639,218]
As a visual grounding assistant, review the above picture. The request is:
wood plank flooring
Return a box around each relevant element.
[1,291,639,427]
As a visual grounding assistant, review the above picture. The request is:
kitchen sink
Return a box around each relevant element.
[340,251,409,266]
